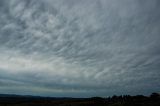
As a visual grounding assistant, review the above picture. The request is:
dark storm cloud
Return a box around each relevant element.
[0,0,160,97]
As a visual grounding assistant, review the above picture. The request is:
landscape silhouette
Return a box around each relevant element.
[0,92,159,106]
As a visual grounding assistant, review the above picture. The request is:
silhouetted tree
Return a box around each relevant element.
[150,93,160,98]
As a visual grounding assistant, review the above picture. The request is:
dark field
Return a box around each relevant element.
[0,93,160,106]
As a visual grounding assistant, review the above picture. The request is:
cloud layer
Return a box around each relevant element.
[0,0,160,97]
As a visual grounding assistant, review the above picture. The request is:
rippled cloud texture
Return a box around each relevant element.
[0,0,160,97]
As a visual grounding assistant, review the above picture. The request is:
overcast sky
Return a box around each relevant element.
[0,0,160,97]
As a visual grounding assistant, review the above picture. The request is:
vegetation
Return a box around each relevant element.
[0,93,159,106]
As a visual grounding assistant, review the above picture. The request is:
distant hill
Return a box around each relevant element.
[0,93,160,106]
[0,94,43,98]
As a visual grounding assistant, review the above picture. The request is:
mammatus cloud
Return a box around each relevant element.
[0,0,160,97]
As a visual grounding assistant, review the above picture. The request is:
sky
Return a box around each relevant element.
[0,0,160,97]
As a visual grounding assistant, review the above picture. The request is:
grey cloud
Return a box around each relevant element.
[0,0,160,97]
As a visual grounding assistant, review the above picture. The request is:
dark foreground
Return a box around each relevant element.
[0,93,160,106]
